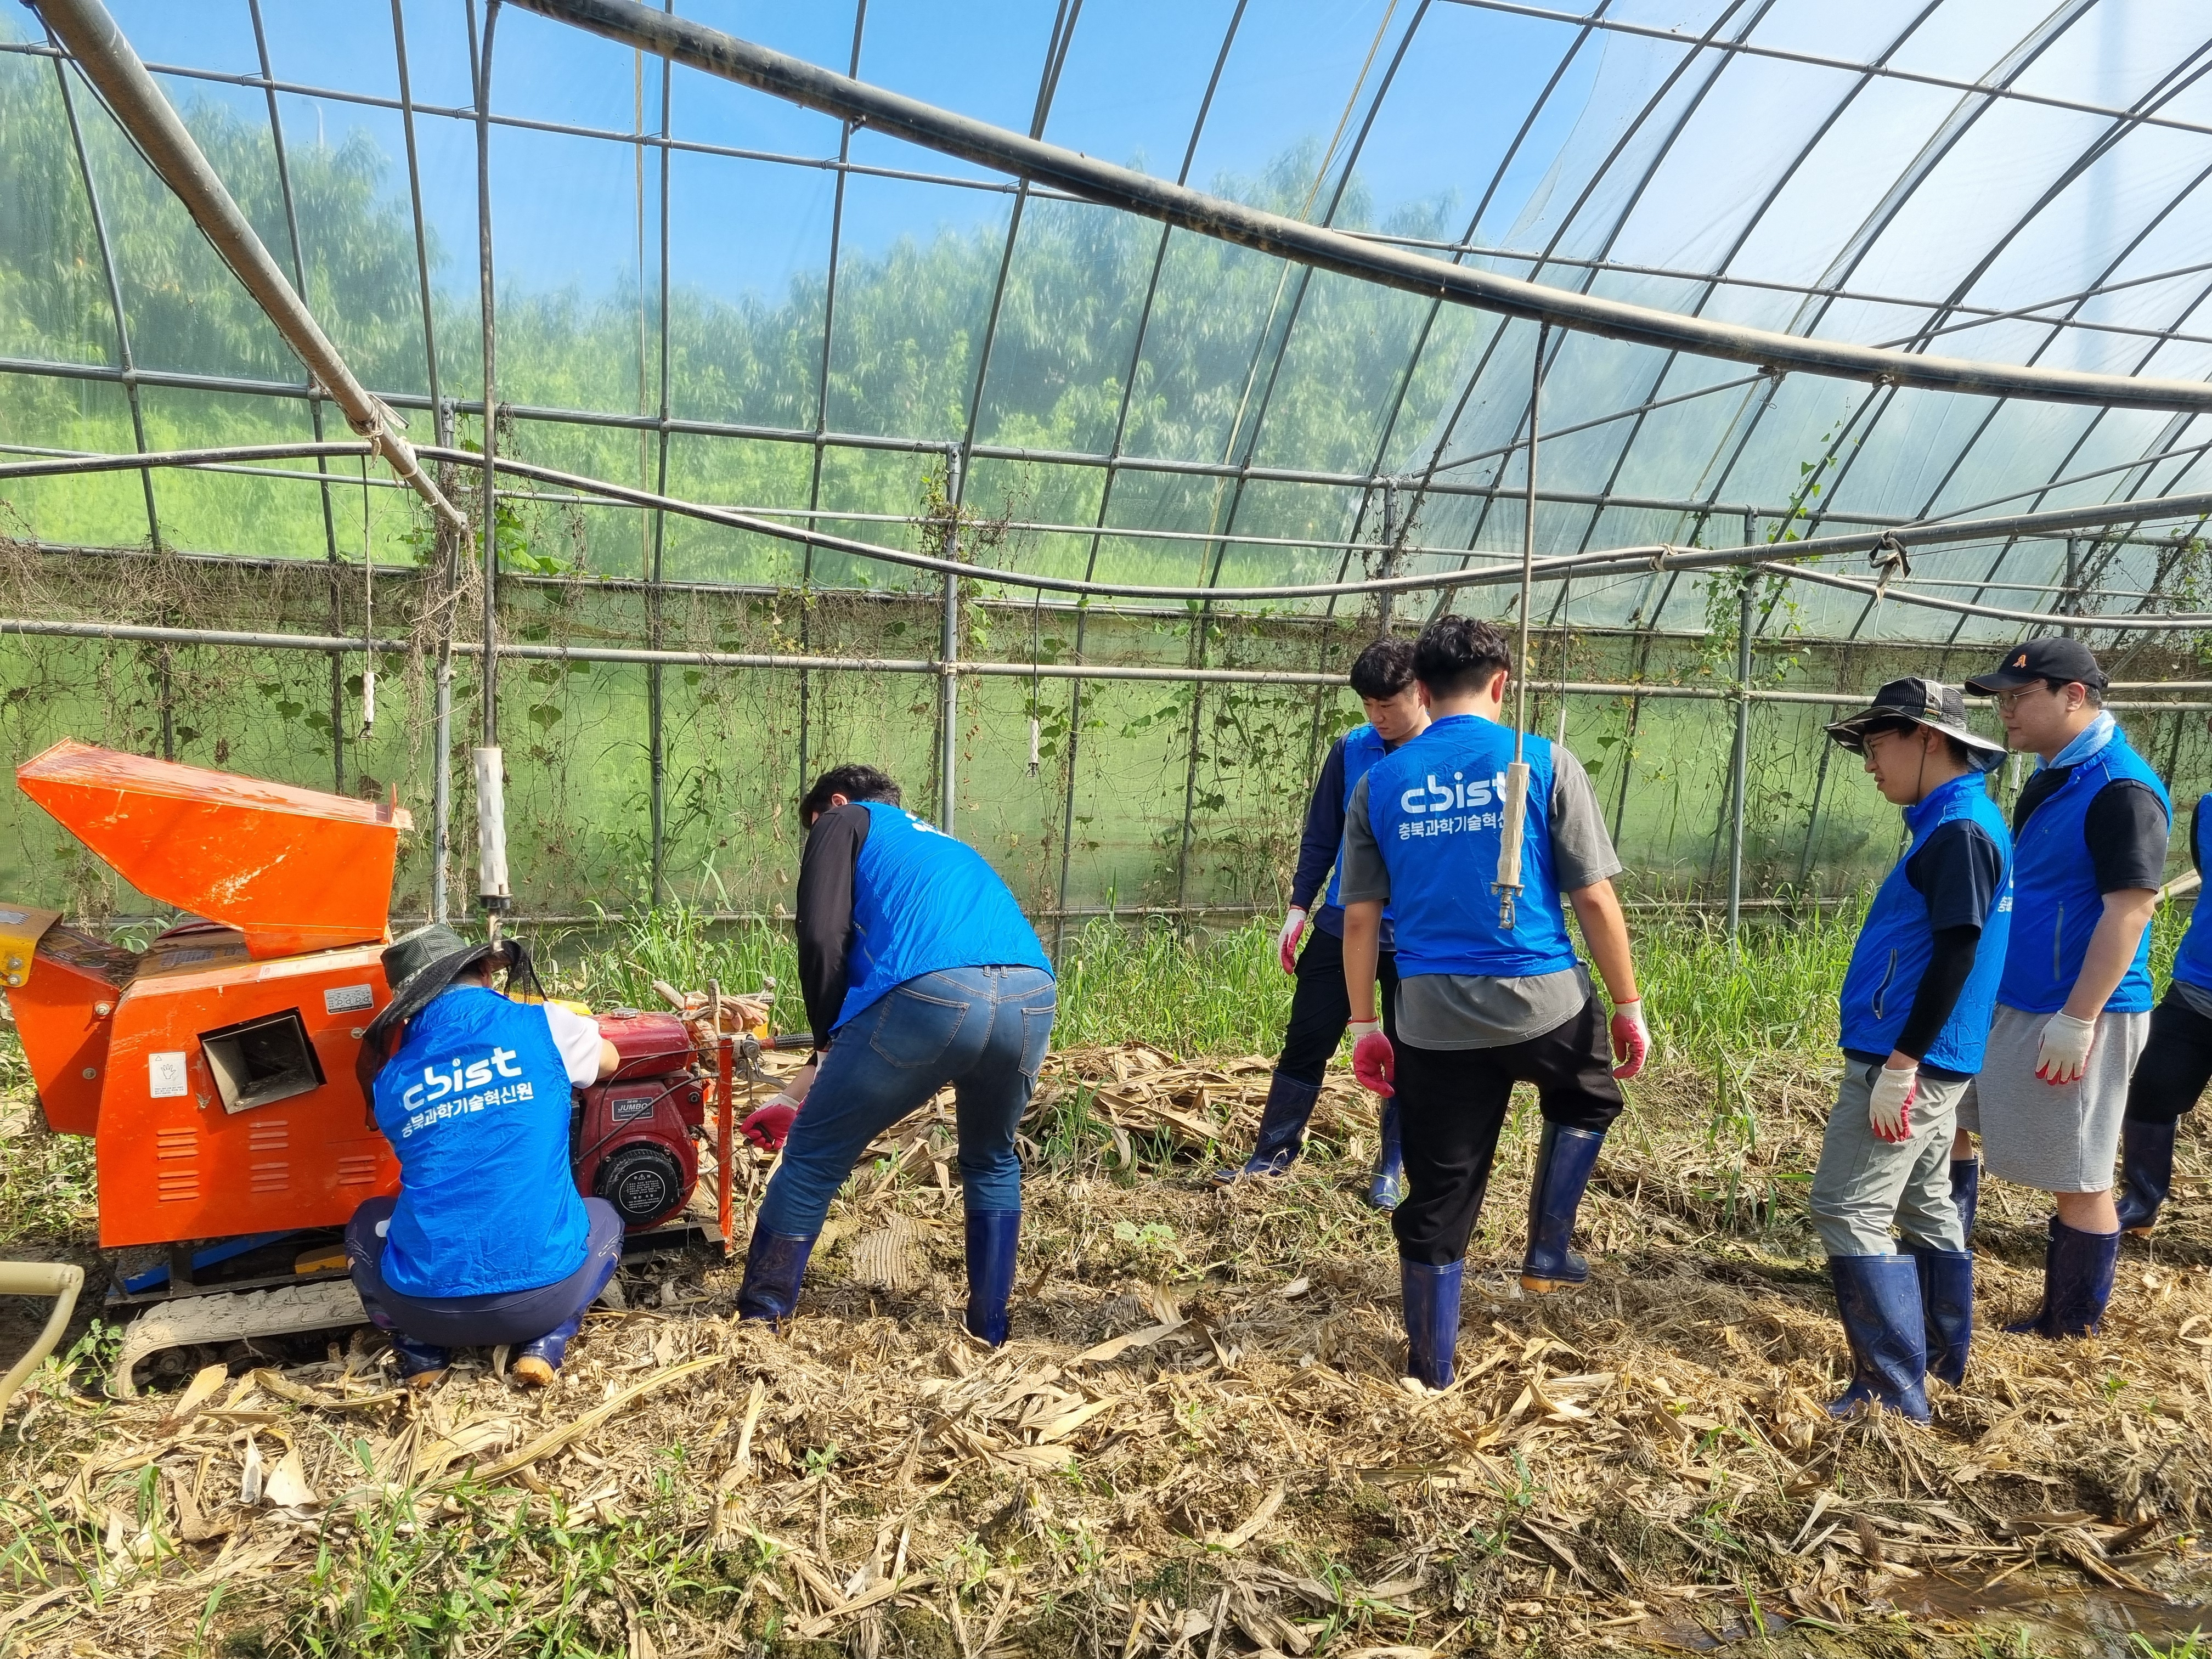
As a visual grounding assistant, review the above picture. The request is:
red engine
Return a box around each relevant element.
[570,1011,707,1232]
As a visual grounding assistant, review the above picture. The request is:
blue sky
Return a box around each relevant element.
[82,0,1587,308]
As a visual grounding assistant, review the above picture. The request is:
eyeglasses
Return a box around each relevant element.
[1990,682,2057,714]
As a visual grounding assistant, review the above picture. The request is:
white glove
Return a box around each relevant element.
[2035,1013,2097,1086]
[1868,1062,1917,1143]
[1276,908,1308,975]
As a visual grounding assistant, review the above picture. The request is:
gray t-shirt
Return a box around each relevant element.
[1340,745,1623,1049]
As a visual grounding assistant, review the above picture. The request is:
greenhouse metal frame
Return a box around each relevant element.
[8,0,2212,944]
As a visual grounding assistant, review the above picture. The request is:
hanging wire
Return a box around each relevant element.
[1493,322,1545,931]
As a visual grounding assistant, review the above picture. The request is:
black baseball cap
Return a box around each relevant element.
[1826,676,2006,769]
[1964,636,2109,695]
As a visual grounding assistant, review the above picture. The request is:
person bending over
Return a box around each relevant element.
[2111,721,2212,1237]
[1958,637,2169,1338]
[349,924,622,1390]
[736,765,1057,1346]
[1220,636,1429,1207]
[1338,616,1649,1389]
[1809,680,2010,1421]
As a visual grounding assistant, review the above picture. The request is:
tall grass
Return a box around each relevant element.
[544,900,2022,1067]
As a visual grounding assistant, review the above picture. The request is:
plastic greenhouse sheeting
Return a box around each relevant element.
[4,0,2212,932]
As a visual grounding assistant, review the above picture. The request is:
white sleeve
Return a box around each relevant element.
[540,1004,606,1088]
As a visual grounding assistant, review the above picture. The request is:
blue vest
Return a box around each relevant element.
[2001,727,2171,1014]
[2169,793,2212,993]
[1322,724,1391,913]
[1837,771,2013,1075]
[836,802,1053,1032]
[1318,726,1401,946]
[1363,714,1580,980]
[371,985,587,1299]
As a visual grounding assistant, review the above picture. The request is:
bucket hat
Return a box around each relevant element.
[362,923,527,1055]
[1825,676,2006,771]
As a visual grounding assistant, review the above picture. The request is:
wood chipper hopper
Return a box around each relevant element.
[1,741,777,1391]
[0,742,414,1387]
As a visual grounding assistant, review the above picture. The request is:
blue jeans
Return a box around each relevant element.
[758,965,1056,1237]
[347,1195,623,1348]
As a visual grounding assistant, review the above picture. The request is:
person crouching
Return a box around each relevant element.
[1812,680,2011,1421]
[349,925,622,1390]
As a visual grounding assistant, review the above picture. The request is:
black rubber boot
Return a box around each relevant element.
[1401,1257,1463,1390]
[1909,1245,1973,1387]
[1950,1157,1979,1243]
[1825,1255,1930,1423]
[963,1210,1020,1346]
[736,1221,816,1326]
[1212,1073,1322,1184]
[2114,1118,2177,1236]
[2004,1218,2120,1339]
[1520,1122,1605,1294]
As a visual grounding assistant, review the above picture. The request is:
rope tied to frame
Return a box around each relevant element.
[1870,531,1911,592]
[1868,531,1911,623]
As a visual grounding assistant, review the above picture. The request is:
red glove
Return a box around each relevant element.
[1276,908,1308,975]
[741,1094,800,1151]
[1350,1019,1395,1096]
[1608,1000,1649,1081]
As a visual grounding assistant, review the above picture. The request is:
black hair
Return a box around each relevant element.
[1347,636,1417,700]
[801,764,901,823]
[1412,614,1513,699]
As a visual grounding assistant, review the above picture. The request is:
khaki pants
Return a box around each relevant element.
[1809,1060,1969,1257]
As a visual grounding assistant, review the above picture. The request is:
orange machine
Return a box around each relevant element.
[1,741,800,1390]
[3,741,409,1249]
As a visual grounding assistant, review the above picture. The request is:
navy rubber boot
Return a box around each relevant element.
[1910,1245,1973,1388]
[736,1221,816,1326]
[1825,1256,1931,1423]
[1950,1158,1980,1243]
[1400,1257,1464,1390]
[1367,1098,1406,1211]
[1214,1073,1321,1184]
[2115,1118,2177,1236]
[390,1333,450,1390]
[2004,1217,2121,1339]
[514,1310,584,1386]
[964,1210,1020,1346]
[1520,1122,1606,1294]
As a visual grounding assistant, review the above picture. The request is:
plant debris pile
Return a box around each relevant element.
[5,1045,2212,1656]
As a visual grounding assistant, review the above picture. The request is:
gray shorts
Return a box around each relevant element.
[1959,1003,2148,1193]
[1809,1060,1968,1258]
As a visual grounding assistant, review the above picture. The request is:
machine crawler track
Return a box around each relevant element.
[112,1279,365,1396]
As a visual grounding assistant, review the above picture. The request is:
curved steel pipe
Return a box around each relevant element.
[512,0,2212,415]
[9,442,2212,623]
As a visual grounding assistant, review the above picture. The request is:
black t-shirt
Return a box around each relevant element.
[1906,817,2005,932]
[2013,766,2169,893]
